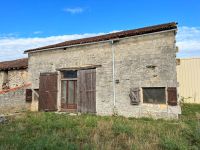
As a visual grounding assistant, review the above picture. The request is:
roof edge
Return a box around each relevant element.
[0,58,28,71]
[24,22,177,53]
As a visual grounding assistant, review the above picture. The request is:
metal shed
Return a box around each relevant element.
[177,58,200,103]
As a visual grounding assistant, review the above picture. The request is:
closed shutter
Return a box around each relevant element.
[26,89,32,102]
[78,69,96,113]
[129,88,140,105]
[39,72,58,111]
[167,87,178,106]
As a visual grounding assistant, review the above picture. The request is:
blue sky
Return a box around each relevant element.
[0,0,200,61]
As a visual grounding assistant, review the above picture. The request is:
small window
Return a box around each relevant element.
[26,89,32,102]
[143,87,166,104]
[62,70,77,78]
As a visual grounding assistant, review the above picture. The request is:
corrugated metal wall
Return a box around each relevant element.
[177,58,200,103]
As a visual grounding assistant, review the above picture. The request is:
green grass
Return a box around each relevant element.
[0,103,200,150]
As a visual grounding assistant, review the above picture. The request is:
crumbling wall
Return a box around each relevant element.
[0,69,30,113]
[31,91,39,111]
[0,71,8,90]
[0,86,31,113]
[0,69,28,90]
[0,72,4,90]
[8,69,28,88]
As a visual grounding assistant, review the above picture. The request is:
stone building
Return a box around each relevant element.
[25,22,181,118]
[0,58,30,113]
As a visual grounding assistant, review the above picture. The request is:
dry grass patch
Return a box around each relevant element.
[0,104,200,150]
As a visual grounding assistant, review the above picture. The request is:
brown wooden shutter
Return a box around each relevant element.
[167,87,178,106]
[39,72,58,111]
[26,89,32,102]
[78,69,96,113]
[129,88,140,105]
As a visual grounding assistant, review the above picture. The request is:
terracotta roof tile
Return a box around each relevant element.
[24,22,177,53]
[0,58,28,71]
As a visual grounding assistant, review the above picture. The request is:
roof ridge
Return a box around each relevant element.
[24,22,177,53]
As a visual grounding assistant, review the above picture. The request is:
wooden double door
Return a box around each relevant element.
[38,69,96,113]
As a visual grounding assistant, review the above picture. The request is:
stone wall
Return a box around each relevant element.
[0,72,5,90]
[0,69,28,90]
[8,69,28,88]
[28,30,180,118]
[0,69,29,113]
[0,86,31,113]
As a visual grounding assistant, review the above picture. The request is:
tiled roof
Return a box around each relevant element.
[0,58,28,71]
[24,22,177,53]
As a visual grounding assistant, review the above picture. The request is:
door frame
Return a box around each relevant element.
[58,70,78,112]
[58,68,97,113]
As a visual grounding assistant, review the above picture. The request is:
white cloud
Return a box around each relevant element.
[1,26,200,62]
[63,7,84,14]
[0,33,102,61]
[176,26,200,58]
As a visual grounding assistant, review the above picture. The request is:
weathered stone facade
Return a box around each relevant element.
[28,29,181,118]
[0,86,30,113]
[0,58,29,113]
[0,71,7,90]
[8,69,28,88]
[0,69,28,90]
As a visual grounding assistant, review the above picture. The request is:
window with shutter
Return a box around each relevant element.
[143,87,166,104]
[167,87,178,106]
[26,89,32,102]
